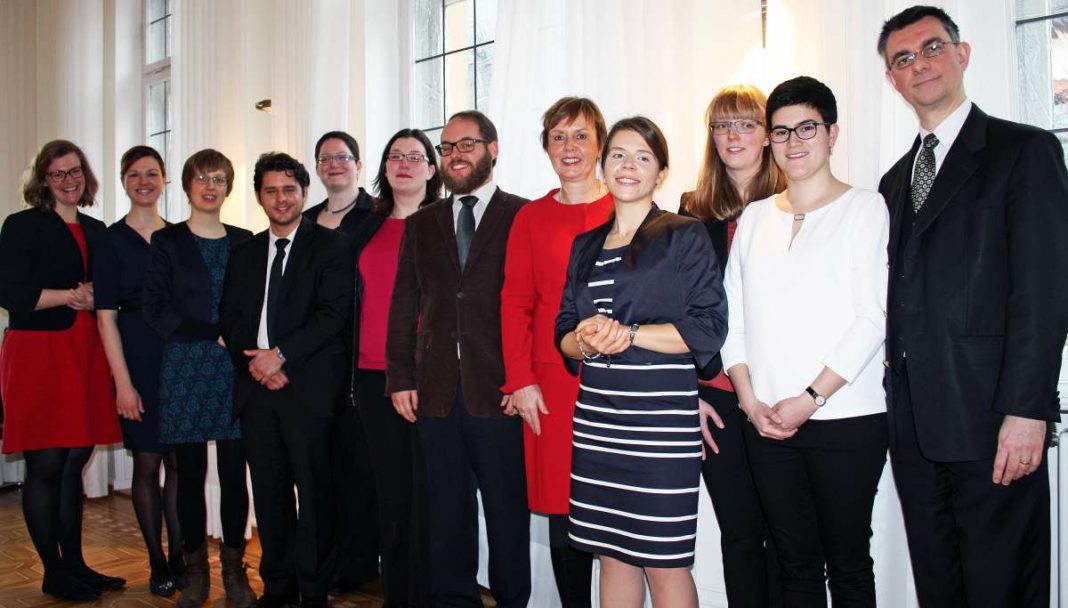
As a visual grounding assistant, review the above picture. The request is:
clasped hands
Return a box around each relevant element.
[742,392,819,440]
[243,347,288,390]
[67,281,94,310]
[574,314,632,357]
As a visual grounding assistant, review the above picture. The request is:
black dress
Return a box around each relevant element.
[94,220,170,453]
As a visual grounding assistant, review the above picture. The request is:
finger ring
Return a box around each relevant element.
[1019,458,1032,465]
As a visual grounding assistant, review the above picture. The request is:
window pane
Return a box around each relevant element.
[444,0,474,53]
[1053,17,1068,129]
[475,45,493,110]
[1017,19,1054,129]
[414,0,443,59]
[147,0,167,22]
[147,80,170,134]
[1059,131,1068,165]
[415,58,445,129]
[475,0,497,44]
[445,49,475,118]
[147,18,168,64]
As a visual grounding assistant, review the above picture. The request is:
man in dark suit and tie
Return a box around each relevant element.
[878,6,1068,606]
[386,110,530,607]
[220,152,354,608]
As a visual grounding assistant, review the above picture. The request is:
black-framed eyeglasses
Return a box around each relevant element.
[889,39,959,71]
[436,138,486,156]
[709,119,762,136]
[45,167,84,182]
[386,152,430,163]
[317,153,356,165]
[769,121,833,144]
[194,174,228,187]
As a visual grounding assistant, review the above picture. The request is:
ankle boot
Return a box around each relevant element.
[220,542,257,608]
[176,544,209,608]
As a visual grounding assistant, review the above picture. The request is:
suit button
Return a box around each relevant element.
[457,292,465,299]
[883,360,890,368]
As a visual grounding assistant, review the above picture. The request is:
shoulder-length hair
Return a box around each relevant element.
[683,85,786,222]
[372,128,443,215]
[23,140,99,210]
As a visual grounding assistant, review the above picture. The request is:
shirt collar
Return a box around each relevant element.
[269,221,300,248]
[919,98,972,148]
[453,180,497,207]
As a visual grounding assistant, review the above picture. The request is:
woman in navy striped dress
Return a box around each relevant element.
[556,116,727,607]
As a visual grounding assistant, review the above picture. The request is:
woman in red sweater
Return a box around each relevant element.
[500,97,612,607]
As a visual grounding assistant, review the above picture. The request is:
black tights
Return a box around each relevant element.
[548,513,593,608]
[22,447,95,579]
[173,439,249,552]
[130,450,181,574]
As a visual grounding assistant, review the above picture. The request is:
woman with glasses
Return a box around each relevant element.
[143,149,255,608]
[351,128,441,606]
[0,140,123,601]
[679,84,785,607]
[556,116,726,607]
[94,145,185,597]
[500,96,612,607]
[722,76,888,607]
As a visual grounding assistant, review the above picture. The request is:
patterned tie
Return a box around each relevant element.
[266,238,289,346]
[911,133,939,212]
[456,195,477,268]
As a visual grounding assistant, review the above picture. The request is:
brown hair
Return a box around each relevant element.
[540,96,608,152]
[120,145,166,179]
[181,149,235,197]
[23,140,99,210]
[683,85,786,222]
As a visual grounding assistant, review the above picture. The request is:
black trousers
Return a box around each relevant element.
[355,369,428,605]
[416,386,530,608]
[745,413,887,608]
[698,386,781,608]
[331,392,380,585]
[889,363,1050,608]
[241,387,335,600]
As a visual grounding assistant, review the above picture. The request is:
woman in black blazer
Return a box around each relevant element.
[556,117,727,607]
[142,149,255,608]
[0,140,124,601]
[678,84,786,608]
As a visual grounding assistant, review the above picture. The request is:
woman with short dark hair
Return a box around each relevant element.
[0,139,124,601]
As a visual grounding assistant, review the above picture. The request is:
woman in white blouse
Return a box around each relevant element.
[721,76,889,608]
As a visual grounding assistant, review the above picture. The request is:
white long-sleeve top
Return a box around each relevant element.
[721,188,889,420]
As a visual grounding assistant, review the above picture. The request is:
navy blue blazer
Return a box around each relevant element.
[142,222,252,342]
[554,205,727,374]
[0,208,106,330]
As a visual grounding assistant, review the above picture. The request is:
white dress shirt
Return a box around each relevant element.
[450,180,497,231]
[911,98,972,180]
[256,224,299,349]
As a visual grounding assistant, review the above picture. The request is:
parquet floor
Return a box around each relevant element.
[0,487,386,607]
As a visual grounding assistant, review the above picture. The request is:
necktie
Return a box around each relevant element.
[911,133,939,212]
[456,195,477,269]
[266,238,289,346]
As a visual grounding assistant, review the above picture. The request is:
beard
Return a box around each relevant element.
[441,151,493,195]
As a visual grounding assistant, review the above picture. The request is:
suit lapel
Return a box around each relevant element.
[912,106,986,238]
[278,218,313,298]
[247,231,270,315]
[887,140,919,261]
[434,199,462,272]
[464,187,505,271]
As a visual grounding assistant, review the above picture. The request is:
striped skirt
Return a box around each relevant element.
[568,356,702,567]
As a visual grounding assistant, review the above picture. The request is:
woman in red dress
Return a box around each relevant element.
[0,140,124,602]
[500,97,613,607]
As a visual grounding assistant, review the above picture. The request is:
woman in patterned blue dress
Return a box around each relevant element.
[143,149,256,608]
[556,117,727,607]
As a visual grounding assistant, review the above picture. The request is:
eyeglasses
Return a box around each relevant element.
[709,119,762,136]
[194,174,228,187]
[888,39,959,71]
[436,138,486,156]
[386,152,430,163]
[316,153,356,165]
[45,167,84,182]
[768,121,833,144]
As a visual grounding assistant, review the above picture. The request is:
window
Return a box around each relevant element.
[413,0,497,142]
[144,0,173,215]
[1015,0,1068,163]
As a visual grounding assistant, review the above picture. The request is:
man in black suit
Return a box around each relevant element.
[220,152,354,608]
[878,6,1068,606]
[386,110,530,607]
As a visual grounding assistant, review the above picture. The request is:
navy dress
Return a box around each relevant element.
[94,220,170,453]
[158,234,241,444]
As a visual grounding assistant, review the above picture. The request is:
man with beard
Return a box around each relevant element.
[220,152,354,608]
[387,110,530,607]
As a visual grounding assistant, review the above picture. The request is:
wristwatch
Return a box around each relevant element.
[628,323,640,342]
[805,386,826,407]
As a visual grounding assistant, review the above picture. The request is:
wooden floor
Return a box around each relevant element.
[0,487,387,607]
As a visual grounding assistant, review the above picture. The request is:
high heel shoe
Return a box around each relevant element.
[42,575,101,602]
[150,573,178,597]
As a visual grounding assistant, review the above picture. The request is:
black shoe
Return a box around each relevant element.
[327,578,366,596]
[256,593,299,608]
[301,597,329,608]
[74,567,127,591]
[169,551,187,588]
[42,576,102,602]
[149,573,178,597]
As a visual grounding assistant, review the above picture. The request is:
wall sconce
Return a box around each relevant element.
[255,99,272,113]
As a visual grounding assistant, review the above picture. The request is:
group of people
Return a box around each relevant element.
[0,6,1065,608]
